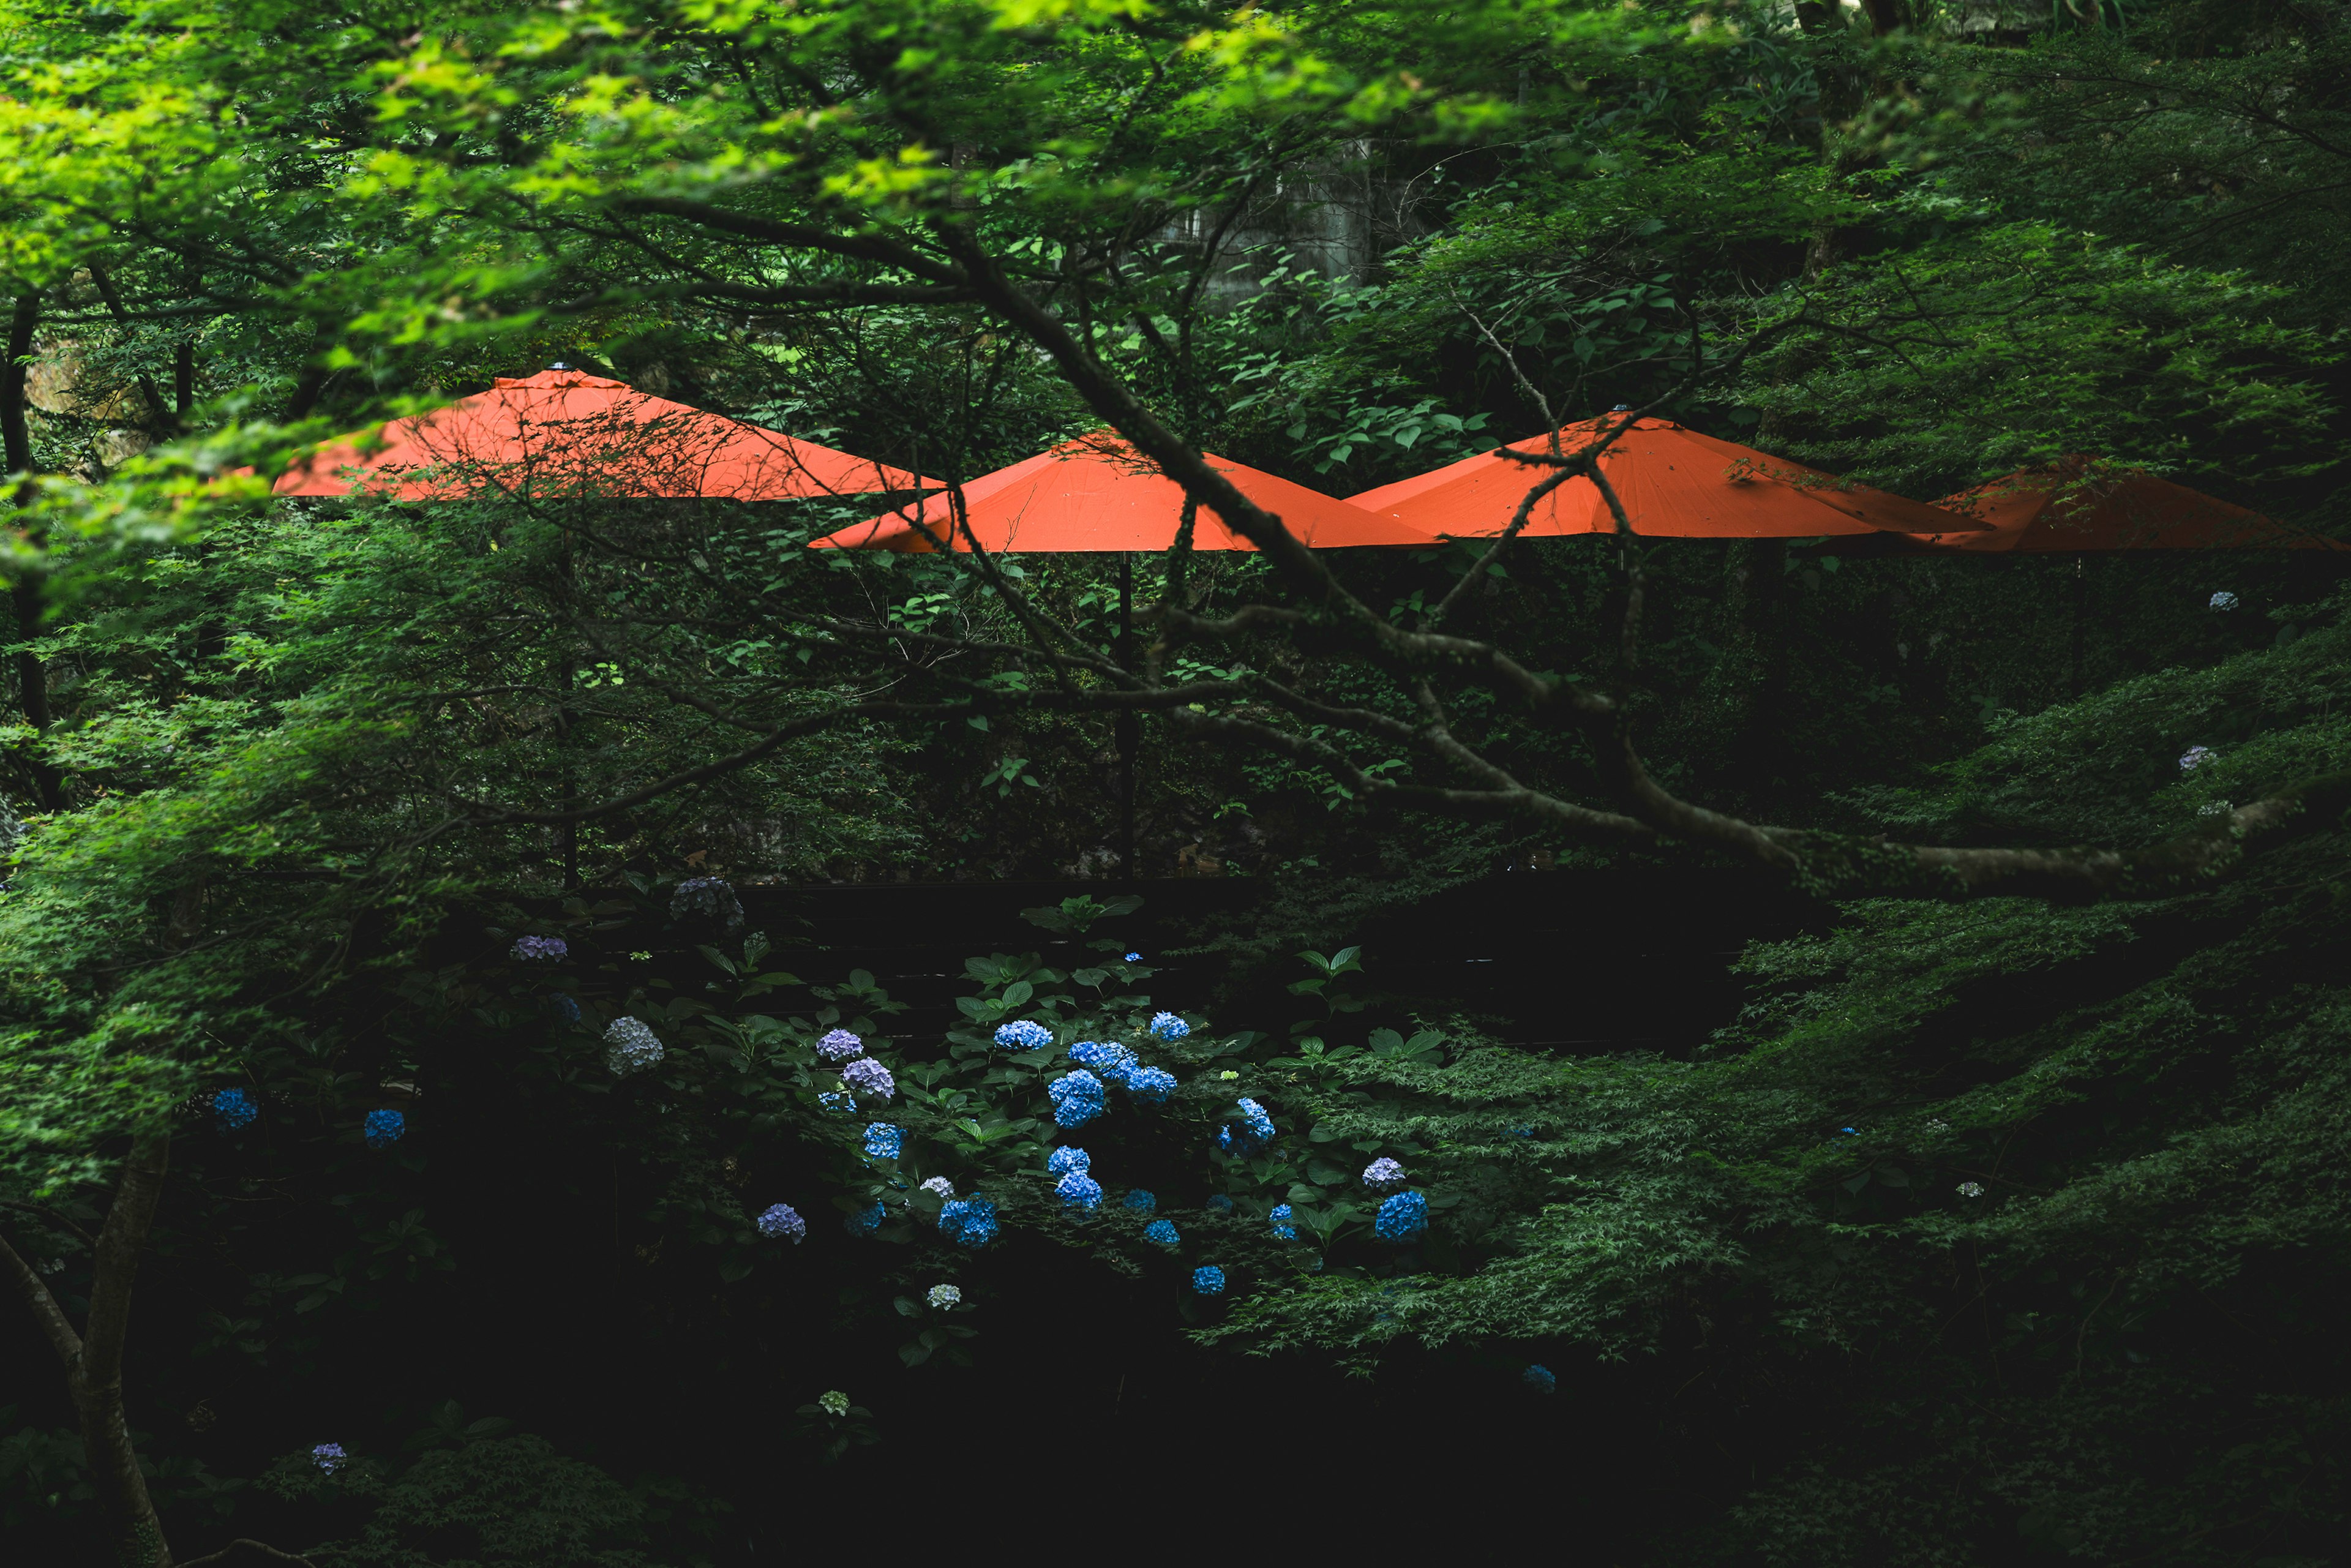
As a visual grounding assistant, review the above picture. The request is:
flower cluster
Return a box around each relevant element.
[603,1017,665,1077]
[1048,1070,1106,1128]
[939,1195,999,1249]
[2180,745,2214,771]
[1124,951,1142,962]
[921,1176,956,1199]
[1126,1066,1176,1103]
[1056,1171,1104,1210]
[817,1390,851,1418]
[213,1087,258,1131]
[670,875,743,930]
[1957,1181,1986,1198]
[1047,1146,1091,1176]
[1217,1098,1275,1157]
[841,1057,895,1102]
[312,1443,347,1474]
[1144,1220,1179,1247]
[757,1204,806,1242]
[926,1284,962,1309]
[546,993,582,1025]
[816,1029,864,1062]
[817,1092,853,1114]
[1148,1011,1191,1041]
[1070,1040,1137,1084]
[510,935,568,962]
[1523,1364,1556,1395]
[994,1019,1053,1051]
[1205,1195,1234,1214]
[1374,1190,1428,1243]
[1269,1204,1296,1241]
[1192,1266,1226,1296]
[845,1201,885,1237]
[1362,1157,1405,1188]
[2210,590,2240,611]
[363,1109,405,1149]
[862,1123,904,1160]
[1123,1189,1156,1214]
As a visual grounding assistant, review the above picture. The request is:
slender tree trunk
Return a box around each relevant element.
[1,1136,176,1566]
[4,289,67,811]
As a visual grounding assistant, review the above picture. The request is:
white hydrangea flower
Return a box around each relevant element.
[920,1177,955,1199]
[1957,1181,1986,1198]
[926,1283,962,1309]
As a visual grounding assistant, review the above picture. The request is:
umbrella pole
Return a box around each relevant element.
[1116,552,1138,882]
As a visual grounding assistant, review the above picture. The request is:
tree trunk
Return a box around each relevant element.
[4,290,67,811]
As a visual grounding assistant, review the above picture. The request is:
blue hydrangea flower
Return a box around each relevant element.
[670,875,743,929]
[757,1204,806,1242]
[1523,1364,1556,1395]
[1217,1097,1274,1157]
[1362,1157,1405,1188]
[818,1092,853,1113]
[1123,1189,1156,1214]
[939,1195,999,1249]
[1148,1011,1191,1041]
[1192,1266,1226,1296]
[1124,952,1142,962]
[841,1057,895,1101]
[1048,1070,1106,1128]
[1056,1171,1104,1210]
[212,1087,257,1132]
[1269,1203,1295,1240]
[816,1029,864,1062]
[1047,1146,1091,1176]
[994,1019,1053,1051]
[510,935,568,962]
[862,1123,904,1160]
[844,1201,885,1237]
[1205,1194,1234,1214]
[363,1109,405,1149]
[1374,1190,1428,1243]
[603,1016,665,1076]
[312,1442,347,1474]
[1126,1066,1176,1103]
[1144,1219,1179,1247]
[546,992,582,1024]
[1070,1040,1137,1084]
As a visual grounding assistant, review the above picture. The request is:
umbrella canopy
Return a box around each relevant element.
[274,368,924,500]
[1908,457,2345,552]
[809,433,1439,552]
[1348,414,1981,539]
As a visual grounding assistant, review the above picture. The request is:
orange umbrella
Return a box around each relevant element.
[1909,456,2346,552]
[274,367,924,500]
[1348,413,1981,539]
[809,432,1438,552]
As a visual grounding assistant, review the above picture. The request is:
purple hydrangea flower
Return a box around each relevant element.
[817,1029,864,1062]
[1047,1146,1090,1176]
[2180,745,2214,771]
[863,1123,904,1160]
[994,1019,1053,1051]
[939,1195,999,1249]
[212,1087,258,1132]
[1192,1266,1226,1296]
[312,1443,347,1474]
[1048,1070,1106,1128]
[1123,1188,1156,1214]
[1362,1157,1406,1188]
[1148,1011,1191,1041]
[603,1016,664,1076]
[510,935,569,962]
[757,1203,806,1242]
[1144,1219,1179,1246]
[1126,1066,1176,1103]
[363,1109,405,1149]
[841,1057,895,1102]
[1374,1190,1428,1243]
[1056,1171,1104,1210]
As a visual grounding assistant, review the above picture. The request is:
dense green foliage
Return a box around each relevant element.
[6,0,2351,1561]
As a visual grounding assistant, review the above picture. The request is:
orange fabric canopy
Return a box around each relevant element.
[809,433,1439,552]
[1909,457,2345,552]
[273,369,924,500]
[1349,415,1981,539]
